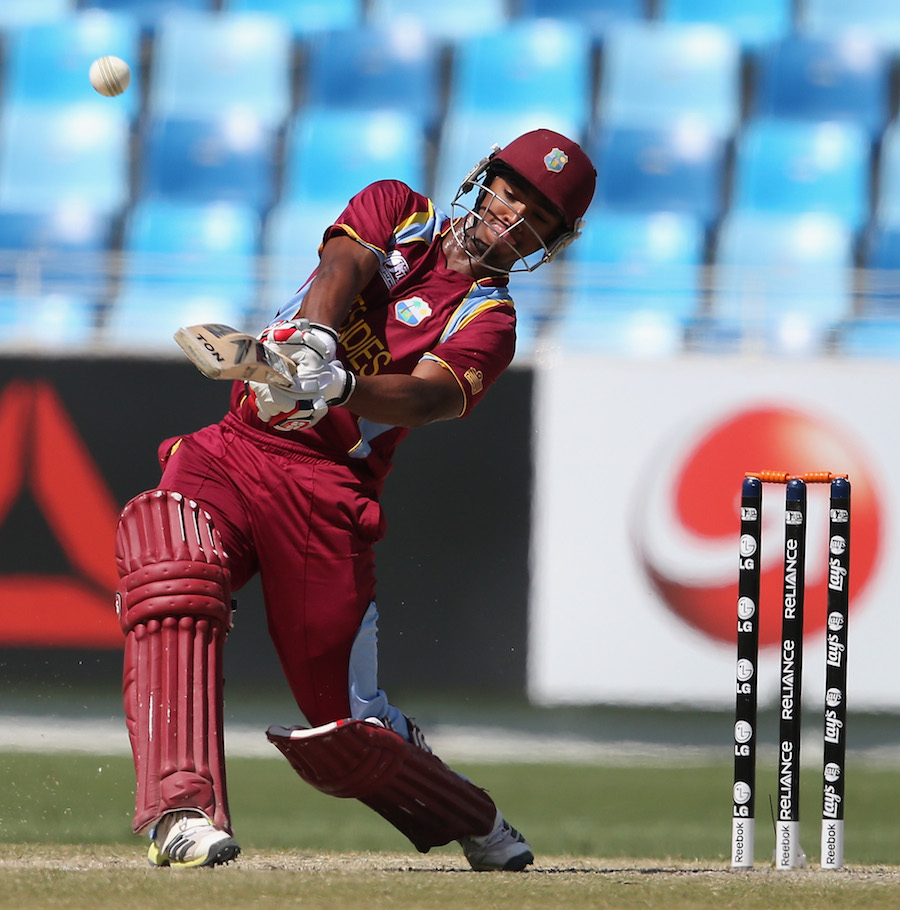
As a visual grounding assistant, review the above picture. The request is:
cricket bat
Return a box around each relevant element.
[173,323,297,389]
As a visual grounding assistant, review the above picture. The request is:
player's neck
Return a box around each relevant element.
[441,228,506,281]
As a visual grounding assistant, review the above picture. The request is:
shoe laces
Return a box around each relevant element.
[473,817,521,849]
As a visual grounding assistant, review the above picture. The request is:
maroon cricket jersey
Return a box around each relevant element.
[230,180,517,481]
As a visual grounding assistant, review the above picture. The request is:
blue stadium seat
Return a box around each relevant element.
[107,199,261,347]
[0,104,130,215]
[0,0,70,28]
[0,204,112,299]
[3,11,141,116]
[709,212,853,354]
[550,209,703,356]
[139,113,279,210]
[0,292,98,349]
[223,0,362,35]
[860,226,900,316]
[753,35,890,138]
[149,11,293,126]
[731,118,870,231]
[303,27,440,130]
[505,260,567,361]
[260,200,344,315]
[516,0,643,37]
[589,124,726,227]
[432,112,587,214]
[366,0,507,41]
[446,19,592,141]
[660,0,791,51]
[801,0,900,52]
[105,289,252,348]
[875,124,900,227]
[599,22,741,137]
[282,109,426,206]
[838,318,900,357]
[77,0,214,31]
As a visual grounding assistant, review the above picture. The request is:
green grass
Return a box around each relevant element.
[3,753,900,864]
[3,753,900,908]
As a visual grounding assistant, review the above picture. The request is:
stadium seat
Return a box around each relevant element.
[106,199,261,347]
[432,111,587,214]
[0,203,113,300]
[874,124,900,227]
[105,289,252,349]
[731,118,870,232]
[366,0,507,41]
[838,318,900,356]
[753,35,890,139]
[223,0,362,34]
[801,0,900,52]
[149,11,293,126]
[660,0,791,51]
[303,26,440,130]
[0,292,98,349]
[119,198,260,289]
[505,260,566,361]
[589,124,727,227]
[446,19,592,142]
[139,113,279,211]
[282,109,426,206]
[0,0,70,28]
[708,212,853,354]
[515,0,643,37]
[599,22,741,137]
[2,10,141,116]
[859,225,900,316]
[76,0,214,31]
[0,104,130,215]
[260,200,344,316]
[549,209,704,356]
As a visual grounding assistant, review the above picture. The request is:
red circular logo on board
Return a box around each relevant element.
[634,406,882,648]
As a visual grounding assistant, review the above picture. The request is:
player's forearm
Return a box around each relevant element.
[347,373,462,428]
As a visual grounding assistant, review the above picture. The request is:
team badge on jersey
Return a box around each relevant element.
[544,148,569,173]
[395,297,433,326]
[464,367,484,394]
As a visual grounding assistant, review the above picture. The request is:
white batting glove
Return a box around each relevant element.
[249,360,355,432]
[315,359,357,407]
[250,373,328,432]
[259,319,338,372]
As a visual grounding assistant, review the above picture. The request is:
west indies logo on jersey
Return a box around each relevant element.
[632,405,882,648]
[544,148,569,173]
[395,297,432,326]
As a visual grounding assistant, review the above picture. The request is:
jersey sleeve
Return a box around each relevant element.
[421,304,516,418]
[322,180,432,264]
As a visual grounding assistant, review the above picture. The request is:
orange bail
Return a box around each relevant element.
[745,471,849,484]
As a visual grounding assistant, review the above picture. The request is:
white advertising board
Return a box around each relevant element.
[530,355,900,710]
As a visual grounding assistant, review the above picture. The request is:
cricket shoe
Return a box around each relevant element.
[147,811,241,868]
[458,810,534,871]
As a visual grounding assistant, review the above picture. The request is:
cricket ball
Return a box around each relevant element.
[89,55,131,97]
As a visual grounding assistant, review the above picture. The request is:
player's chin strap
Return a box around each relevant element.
[267,719,497,853]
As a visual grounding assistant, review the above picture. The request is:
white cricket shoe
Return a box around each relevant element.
[458,810,534,871]
[147,811,241,868]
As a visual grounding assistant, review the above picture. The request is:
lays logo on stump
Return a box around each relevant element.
[634,406,882,648]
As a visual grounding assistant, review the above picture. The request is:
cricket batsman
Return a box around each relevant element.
[114,129,597,869]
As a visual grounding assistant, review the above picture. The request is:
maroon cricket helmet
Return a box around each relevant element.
[491,129,597,231]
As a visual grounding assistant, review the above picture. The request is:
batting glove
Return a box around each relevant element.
[259,319,338,372]
[249,360,355,432]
